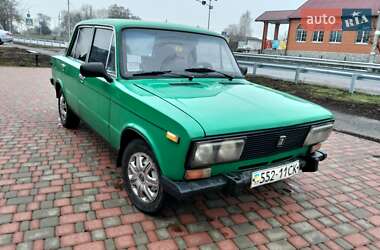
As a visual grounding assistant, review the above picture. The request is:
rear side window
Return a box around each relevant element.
[89,28,113,66]
[71,27,93,61]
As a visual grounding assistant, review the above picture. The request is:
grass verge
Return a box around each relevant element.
[0,46,51,67]
[247,76,380,121]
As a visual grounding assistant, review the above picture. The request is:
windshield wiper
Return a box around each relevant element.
[132,70,194,81]
[185,67,234,81]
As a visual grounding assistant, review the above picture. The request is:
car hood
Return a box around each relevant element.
[133,78,333,136]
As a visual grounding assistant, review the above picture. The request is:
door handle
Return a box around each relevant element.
[79,73,85,83]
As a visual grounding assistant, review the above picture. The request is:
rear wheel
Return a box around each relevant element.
[0,39,3,45]
[122,139,165,214]
[58,91,80,129]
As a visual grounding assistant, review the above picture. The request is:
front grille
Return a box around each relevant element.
[240,124,312,160]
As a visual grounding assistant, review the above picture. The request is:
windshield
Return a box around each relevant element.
[121,29,242,78]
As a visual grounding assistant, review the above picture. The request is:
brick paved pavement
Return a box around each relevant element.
[1,66,380,249]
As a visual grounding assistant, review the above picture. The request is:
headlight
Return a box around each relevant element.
[190,138,245,168]
[304,123,334,146]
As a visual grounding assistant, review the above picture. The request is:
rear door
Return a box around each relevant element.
[78,27,115,141]
[63,26,94,113]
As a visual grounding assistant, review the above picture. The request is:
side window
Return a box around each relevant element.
[89,28,113,66]
[71,27,93,61]
[106,35,116,73]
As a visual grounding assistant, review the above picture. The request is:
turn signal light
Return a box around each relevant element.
[310,143,322,153]
[166,131,179,143]
[184,168,211,180]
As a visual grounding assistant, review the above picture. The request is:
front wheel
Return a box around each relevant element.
[58,91,80,129]
[122,139,165,214]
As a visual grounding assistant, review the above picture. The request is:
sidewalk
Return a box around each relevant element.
[1,66,380,249]
[332,110,380,141]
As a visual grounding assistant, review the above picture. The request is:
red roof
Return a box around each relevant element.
[290,0,380,18]
[255,10,295,23]
[256,0,380,23]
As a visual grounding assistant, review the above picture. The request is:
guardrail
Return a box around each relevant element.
[237,60,380,94]
[13,37,68,48]
[234,52,380,72]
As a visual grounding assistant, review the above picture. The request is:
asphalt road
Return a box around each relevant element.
[332,110,380,141]
[253,67,380,96]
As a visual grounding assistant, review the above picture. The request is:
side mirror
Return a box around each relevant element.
[80,62,113,83]
[239,66,248,76]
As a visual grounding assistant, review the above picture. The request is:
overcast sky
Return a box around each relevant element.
[18,0,306,38]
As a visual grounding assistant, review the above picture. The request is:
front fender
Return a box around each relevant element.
[121,124,164,170]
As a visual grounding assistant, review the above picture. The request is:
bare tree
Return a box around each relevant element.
[57,3,141,39]
[60,10,83,38]
[0,0,21,32]
[35,13,51,35]
[81,4,94,20]
[223,24,239,37]
[107,4,140,19]
[223,11,253,51]
[238,11,252,37]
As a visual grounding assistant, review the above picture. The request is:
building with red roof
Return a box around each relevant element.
[256,0,380,62]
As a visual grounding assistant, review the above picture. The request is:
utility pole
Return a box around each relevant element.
[369,10,380,63]
[207,0,212,30]
[196,0,218,30]
[58,12,62,37]
[67,0,71,41]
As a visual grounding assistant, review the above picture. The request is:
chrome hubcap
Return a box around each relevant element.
[128,153,159,203]
[59,95,67,122]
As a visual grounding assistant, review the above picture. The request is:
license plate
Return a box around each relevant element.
[251,160,300,188]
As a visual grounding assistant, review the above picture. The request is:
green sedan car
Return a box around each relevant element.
[51,19,334,213]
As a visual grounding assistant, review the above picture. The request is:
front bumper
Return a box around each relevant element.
[162,151,327,199]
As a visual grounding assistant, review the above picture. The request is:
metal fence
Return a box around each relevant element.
[235,53,380,94]
[9,37,380,94]
[13,37,68,48]
[234,53,380,72]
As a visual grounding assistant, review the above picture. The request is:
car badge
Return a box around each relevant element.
[277,135,287,147]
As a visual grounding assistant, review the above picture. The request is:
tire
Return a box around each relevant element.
[58,90,80,129]
[0,39,3,45]
[122,139,165,214]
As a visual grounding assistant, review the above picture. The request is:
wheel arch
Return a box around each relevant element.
[117,126,163,170]
[54,79,64,98]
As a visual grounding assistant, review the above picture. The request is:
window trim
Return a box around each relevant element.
[105,33,116,76]
[296,25,307,43]
[119,27,243,80]
[312,30,325,43]
[88,27,115,73]
[355,30,370,44]
[329,31,342,44]
[66,24,117,77]
[67,26,95,62]
[66,28,80,57]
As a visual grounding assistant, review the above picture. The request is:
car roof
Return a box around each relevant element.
[77,19,223,38]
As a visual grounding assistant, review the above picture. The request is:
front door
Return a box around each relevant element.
[63,27,94,114]
[78,28,115,141]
